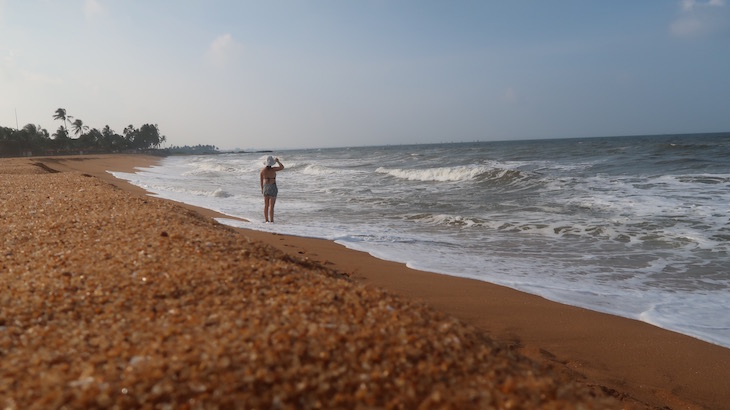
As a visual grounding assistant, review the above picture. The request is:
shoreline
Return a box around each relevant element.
[13,154,730,409]
[234,229,730,409]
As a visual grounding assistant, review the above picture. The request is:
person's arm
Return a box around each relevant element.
[274,158,284,170]
[260,169,264,192]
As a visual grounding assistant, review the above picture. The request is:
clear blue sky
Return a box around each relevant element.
[1,1,729,149]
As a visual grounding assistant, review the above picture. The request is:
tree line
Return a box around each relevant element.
[0,108,167,157]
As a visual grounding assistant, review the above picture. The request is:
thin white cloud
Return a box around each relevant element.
[672,0,727,37]
[205,34,242,68]
[84,0,104,20]
[682,0,725,11]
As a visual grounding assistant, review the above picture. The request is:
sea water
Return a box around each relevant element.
[113,133,730,348]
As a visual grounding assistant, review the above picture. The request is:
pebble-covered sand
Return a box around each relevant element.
[0,161,617,409]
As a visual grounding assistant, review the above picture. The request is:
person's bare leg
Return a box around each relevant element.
[269,198,277,222]
[264,196,271,222]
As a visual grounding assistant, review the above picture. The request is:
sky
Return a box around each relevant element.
[1,0,729,150]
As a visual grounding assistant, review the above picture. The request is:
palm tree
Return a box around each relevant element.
[21,124,50,154]
[52,126,70,150]
[52,108,70,135]
[71,119,89,138]
[123,124,136,148]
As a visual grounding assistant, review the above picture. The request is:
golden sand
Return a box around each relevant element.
[0,162,617,408]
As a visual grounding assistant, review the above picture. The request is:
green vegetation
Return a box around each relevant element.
[0,108,173,157]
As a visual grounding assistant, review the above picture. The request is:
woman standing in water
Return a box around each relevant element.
[260,156,284,223]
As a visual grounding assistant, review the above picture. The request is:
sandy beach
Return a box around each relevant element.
[3,154,730,409]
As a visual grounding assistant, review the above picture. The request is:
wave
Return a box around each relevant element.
[676,175,730,185]
[301,164,339,176]
[406,213,489,228]
[212,188,232,198]
[182,162,250,177]
[375,165,527,184]
[405,209,730,254]
[135,181,234,199]
[297,163,363,177]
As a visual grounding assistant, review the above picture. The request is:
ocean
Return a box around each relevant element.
[112,133,730,349]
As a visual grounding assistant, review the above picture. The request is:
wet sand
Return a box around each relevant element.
[3,154,730,409]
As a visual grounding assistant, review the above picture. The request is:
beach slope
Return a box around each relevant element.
[4,154,730,409]
[1,156,618,408]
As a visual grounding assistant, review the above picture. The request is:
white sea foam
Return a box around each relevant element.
[212,188,232,198]
[375,165,488,182]
[301,164,335,175]
[182,163,230,177]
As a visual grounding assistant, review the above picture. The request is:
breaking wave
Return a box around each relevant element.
[376,165,528,184]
